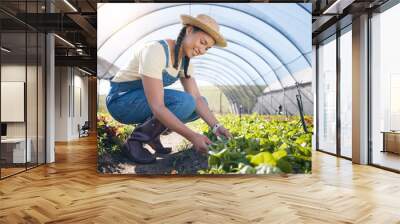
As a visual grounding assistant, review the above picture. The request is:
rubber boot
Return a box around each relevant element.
[148,135,172,154]
[122,120,159,163]
[134,117,172,154]
[122,139,156,164]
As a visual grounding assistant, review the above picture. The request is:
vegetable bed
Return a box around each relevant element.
[97,113,313,174]
[191,114,313,174]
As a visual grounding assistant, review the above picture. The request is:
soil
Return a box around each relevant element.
[97,132,208,175]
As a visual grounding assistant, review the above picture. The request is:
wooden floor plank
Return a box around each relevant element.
[0,135,399,223]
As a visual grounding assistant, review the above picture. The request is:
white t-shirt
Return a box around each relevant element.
[111,40,194,82]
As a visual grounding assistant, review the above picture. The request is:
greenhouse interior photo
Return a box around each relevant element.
[97,3,313,175]
[1,0,400,223]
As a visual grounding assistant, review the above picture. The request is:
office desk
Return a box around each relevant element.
[381,131,400,154]
[1,138,31,163]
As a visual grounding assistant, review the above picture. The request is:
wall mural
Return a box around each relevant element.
[97,3,313,175]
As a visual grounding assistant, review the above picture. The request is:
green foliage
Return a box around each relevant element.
[97,112,313,174]
[192,114,313,174]
[97,112,134,156]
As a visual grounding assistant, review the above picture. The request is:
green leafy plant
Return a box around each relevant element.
[97,112,313,175]
[192,114,313,174]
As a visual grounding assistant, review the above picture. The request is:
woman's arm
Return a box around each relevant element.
[180,77,232,138]
[141,75,211,152]
[180,77,218,127]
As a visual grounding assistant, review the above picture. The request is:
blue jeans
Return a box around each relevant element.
[106,88,207,125]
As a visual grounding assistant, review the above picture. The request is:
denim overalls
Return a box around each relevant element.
[106,40,206,125]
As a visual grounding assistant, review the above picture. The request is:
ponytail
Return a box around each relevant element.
[174,26,202,78]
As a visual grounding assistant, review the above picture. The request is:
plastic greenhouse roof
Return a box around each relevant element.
[97,3,312,93]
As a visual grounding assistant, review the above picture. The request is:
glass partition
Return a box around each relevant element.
[371,3,400,171]
[339,27,352,158]
[0,1,46,179]
[317,36,337,154]
[1,31,28,178]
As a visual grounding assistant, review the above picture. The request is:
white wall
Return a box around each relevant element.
[1,65,27,140]
[71,72,89,138]
[55,67,69,141]
[54,67,89,141]
[1,65,42,136]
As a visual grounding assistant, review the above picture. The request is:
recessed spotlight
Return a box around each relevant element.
[1,47,11,53]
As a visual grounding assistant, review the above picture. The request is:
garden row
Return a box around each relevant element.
[97,113,313,174]
[191,114,313,174]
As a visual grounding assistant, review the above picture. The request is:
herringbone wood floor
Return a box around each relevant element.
[1,135,400,224]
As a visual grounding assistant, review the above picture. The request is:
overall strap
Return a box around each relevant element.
[158,40,170,67]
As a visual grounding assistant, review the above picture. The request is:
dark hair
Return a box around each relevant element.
[174,26,203,78]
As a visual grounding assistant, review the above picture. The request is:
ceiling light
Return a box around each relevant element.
[63,0,78,12]
[322,0,355,15]
[78,67,92,76]
[54,34,75,48]
[1,47,11,53]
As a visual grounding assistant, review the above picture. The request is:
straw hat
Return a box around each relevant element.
[180,14,227,47]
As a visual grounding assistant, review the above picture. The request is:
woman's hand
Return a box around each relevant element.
[215,125,233,139]
[190,133,212,153]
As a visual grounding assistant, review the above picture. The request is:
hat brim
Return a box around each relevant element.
[180,15,227,48]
